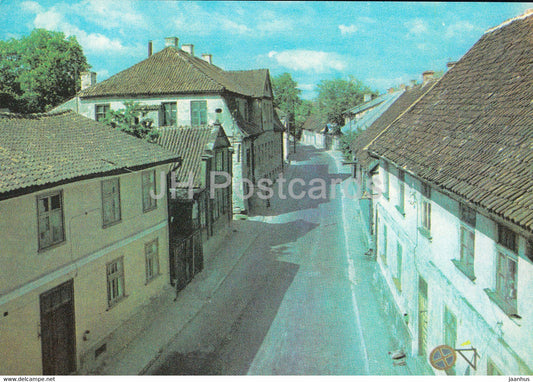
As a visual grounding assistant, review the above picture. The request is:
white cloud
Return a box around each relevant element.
[219,19,252,35]
[25,3,132,55]
[405,18,428,36]
[268,50,347,73]
[445,21,475,38]
[339,24,359,35]
[20,1,42,13]
[33,9,63,30]
[72,0,147,31]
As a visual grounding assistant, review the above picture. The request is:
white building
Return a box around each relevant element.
[365,11,533,375]
[54,37,284,214]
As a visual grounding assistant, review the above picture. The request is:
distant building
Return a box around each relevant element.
[0,111,181,374]
[300,113,329,149]
[54,37,283,214]
[366,11,533,375]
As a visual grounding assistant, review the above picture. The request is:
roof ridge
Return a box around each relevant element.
[364,79,440,153]
[0,110,73,118]
[172,48,227,91]
[484,8,533,34]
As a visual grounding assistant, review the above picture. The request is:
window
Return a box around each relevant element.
[161,102,177,126]
[380,224,388,265]
[191,100,207,126]
[420,183,431,235]
[496,251,517,308]
[443,306,457,375]
[394,241,402,291]
[102,178,121,227]
[37,191,65,249]
[381,161,389,198]
[459,202,476,228]
[145,239,159,283]
[397,169,405,215]
[216,150,224,171]
[95,104,110,122]
[107,257,125,306]
[142,171,157,212]
[457,226,475,279]
[498,224,517,253]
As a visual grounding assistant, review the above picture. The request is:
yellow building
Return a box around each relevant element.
[0,111,180,374]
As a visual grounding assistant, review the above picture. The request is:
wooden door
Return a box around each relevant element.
[418,277,428,356]
[40,280,76,375]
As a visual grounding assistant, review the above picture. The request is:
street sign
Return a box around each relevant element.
[429,345,457,370]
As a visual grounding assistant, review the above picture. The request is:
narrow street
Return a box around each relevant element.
[146,145,413,375]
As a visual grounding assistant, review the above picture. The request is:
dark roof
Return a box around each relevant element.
[225,69,271,98]
[301,114,327,133]
[350,83,435,168]
[368,12,533,233]
[222,95,263,137]
[0,110,180,198]
[156,125,229,188]
[79,47,269,99]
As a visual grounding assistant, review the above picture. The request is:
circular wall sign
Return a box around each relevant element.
[429,345,457,370]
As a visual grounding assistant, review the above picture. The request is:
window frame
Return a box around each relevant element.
[106,257,125,307]
[419,182,431,238]
[495,249,518,310]
[142,170,157,213]
[36,190,65,250]
[191,100,207,127]
[381,161,389,199]
[95,104,110,122]
[101,178,122,228]
[393,240,402,292]
[396,169,405,215]
[161,102,177,127]
[145,239,160,283]
[453,224,476,280]
[443,306,457,376]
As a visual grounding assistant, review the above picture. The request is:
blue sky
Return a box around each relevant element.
[2,1,531,99]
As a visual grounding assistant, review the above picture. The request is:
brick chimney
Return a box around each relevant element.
[422,70,435,83]
[182,44,194,56]
[165,37,179,48]
[81,71,97,90]
[148,40,153,57]
[400,84,407,91]
[387,87,394,94]
[363,93,372,102]
[202,54,213,64]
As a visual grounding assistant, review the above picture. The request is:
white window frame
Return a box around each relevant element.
[142,170,157,212]
[37,190,65,250]
[107,257,125,307]
[102,178,121,227]
[145,239,160,283]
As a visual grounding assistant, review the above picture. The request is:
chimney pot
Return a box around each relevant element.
[148,40,153,57]
[182,44,194,56]
[201,53,213,65]
[387,87,394,94]
[81,71,97,90]
[165,37,179,48]
[422,70,435,83]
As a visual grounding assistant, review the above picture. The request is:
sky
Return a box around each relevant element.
[1,1,531,99]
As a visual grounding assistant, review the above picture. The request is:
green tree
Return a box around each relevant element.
[102,101,159,141]
[0,29,89,113]
[316,77,376,126]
